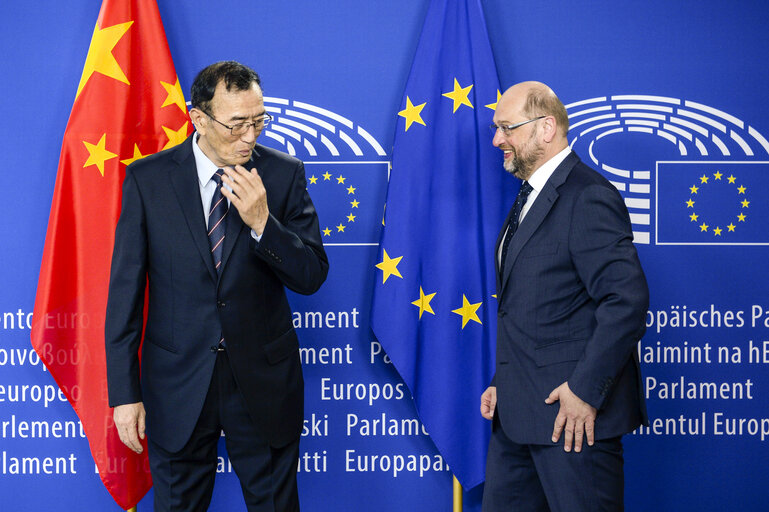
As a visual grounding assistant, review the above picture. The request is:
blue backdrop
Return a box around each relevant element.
[2,1,768,510]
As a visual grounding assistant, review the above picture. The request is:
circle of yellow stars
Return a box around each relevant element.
[307,171,359,237]
[685,170,750,237]
[375,250,487,330]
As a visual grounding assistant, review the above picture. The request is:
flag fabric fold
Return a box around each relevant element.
[371,0,513,489]
[31,0,190,508]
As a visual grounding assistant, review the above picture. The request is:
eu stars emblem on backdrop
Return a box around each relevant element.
[371,0,514,489]
[656,162,769,245]
[305,162,388,244]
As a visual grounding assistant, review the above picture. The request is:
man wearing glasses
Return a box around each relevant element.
[105,61,328,511]
[480,82,648,511]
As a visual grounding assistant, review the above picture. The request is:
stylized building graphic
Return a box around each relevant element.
[567,95,769,245]
[261,97,390,246]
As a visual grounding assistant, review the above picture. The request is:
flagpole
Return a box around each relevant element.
[127,507,137,512]
[453,475,463,512]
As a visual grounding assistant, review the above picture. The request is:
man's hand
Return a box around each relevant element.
[113,402,146,454]
[220,165,269,235]
[545,382,597,452]
[480,386,497,420]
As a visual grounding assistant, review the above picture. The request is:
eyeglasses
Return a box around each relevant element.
[490,116,545,136]
[203,110,273,136]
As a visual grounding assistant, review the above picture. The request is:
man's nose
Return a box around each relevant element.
[492,127,504,147]
[240,123,258,142]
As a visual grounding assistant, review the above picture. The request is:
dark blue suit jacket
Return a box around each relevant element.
[105,135,328,452]
[494,151,648,445]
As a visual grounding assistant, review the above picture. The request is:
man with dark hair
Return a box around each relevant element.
[481,81,648,511]
[106,60,328,511]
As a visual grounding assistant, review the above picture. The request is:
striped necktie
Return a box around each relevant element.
[208,169,228,275]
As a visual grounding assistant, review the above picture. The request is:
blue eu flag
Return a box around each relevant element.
[371,0,514,488]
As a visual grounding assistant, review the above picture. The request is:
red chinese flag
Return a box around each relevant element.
[30,0,190,508]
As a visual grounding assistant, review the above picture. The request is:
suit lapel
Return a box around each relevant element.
[169,137,219,283]
[500,185,558,292]
[499,152,579,293]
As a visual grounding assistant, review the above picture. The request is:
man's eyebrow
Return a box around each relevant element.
[227,110,267,122]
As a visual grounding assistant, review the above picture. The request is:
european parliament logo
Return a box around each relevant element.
[566,95,769,245]
[260,97,389,246]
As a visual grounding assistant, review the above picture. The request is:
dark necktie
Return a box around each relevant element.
[208,169,228,275]
[500,181,533,270]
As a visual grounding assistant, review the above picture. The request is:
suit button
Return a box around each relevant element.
[498,311,506,318]
[217,301,226,308]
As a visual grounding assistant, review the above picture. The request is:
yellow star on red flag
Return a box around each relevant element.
[160,78,188,114]
[120,144,146,167]
[76,21,133,98]
[83,134,118,176]
[162,122,190,150]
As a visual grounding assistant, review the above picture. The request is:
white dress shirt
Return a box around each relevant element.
[192,133,229,226]
[498,146,571,266]
[519,146,571,223]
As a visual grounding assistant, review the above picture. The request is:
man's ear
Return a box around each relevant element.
[189,108,206,135]
[541,116,557,143]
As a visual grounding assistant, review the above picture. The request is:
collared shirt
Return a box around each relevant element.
[192,133,230,226]
[497,146,571,266]
[192,133,262,242]
[519,146,571,223]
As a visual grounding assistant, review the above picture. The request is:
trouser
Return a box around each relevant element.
[483,413,624,512]
[148,349,300,512]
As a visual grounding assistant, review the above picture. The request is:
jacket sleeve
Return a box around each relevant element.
[566,183,649,410]
[104,168,147,407]
[252,160,329,295]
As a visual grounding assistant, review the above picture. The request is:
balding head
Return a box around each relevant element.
[492,82,570,179]
[500,81,569,141]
